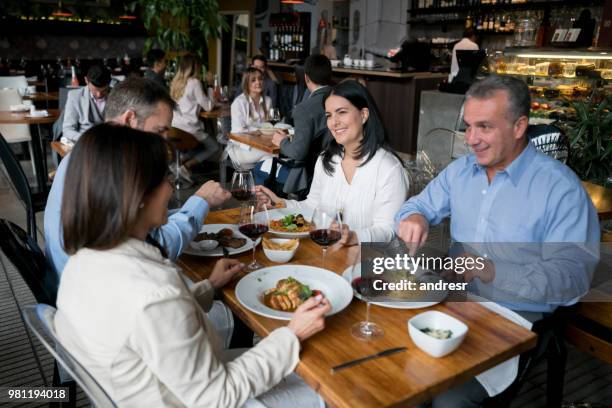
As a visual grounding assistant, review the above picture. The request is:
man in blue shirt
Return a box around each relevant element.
[395,75,599,407]
[45,77,231,276]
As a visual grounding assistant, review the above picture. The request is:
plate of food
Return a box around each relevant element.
[342,264,447,309]
[236,265,353,320]
[182,224,260,257]
[268,208,313,238]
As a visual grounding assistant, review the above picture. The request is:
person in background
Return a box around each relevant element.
[395,75,599,407]
[449,28,479,83]
[227,67,274,170]
[45,77,230,277]
[251,54,279,108]
[55,124,330,407]
[170,54,221,183]
[261,54,332,194]
[62,64,111,143]
[257,80,409,245]
[144,48,167,89]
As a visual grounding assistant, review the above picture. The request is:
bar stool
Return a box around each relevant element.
[166,127,199,190]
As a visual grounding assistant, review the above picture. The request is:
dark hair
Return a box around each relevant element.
[251,54,267,65]
[146,49,166,68]
[321,80,400,175]
[86,64,111,87]
[466,75,530,123]
[463,28,476,39]
[62,123,169,254]
[104,77,176,123]
[304,54,332,86]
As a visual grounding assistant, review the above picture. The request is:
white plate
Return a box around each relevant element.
[342,265,447,309]
[236,265,353,320]
[26,112,49,118]
[182,224,260,257]
[9,105,29,112]
[268,208,313,238]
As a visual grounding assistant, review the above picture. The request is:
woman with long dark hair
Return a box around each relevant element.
[257,80,409,244]
[56,123,329,406]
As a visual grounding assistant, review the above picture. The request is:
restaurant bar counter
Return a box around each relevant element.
[268,61,447,155]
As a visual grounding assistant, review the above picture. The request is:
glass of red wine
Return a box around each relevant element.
[309,205,342,268]
[350,258,384,340]
[238,202,269,271]
[268,108,281,126]
[230,170,254,203]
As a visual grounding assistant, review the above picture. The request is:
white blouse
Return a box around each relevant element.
[231,93,272,133]
[286,149,409,243]
[172,78,212,141]
[55,239,299,407]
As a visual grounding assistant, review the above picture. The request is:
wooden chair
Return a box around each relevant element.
[166,127,199,189]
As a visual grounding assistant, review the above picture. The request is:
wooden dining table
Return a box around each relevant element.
[0,109,60,192]
[23,91,59,102]
[229,131,280,155]
[199,104,231,120]
[179,207,537,408]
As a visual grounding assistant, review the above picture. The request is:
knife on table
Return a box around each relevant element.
[330,347,408,373]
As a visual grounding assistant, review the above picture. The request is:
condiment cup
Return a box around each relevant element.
[407,310,468,358]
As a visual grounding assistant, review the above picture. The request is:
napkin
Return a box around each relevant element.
[28,110,49,117]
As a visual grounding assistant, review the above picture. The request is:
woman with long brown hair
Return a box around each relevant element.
[56,123,328,407]
[170,53,220,182]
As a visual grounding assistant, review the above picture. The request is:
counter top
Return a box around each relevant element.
[268,61,448,79]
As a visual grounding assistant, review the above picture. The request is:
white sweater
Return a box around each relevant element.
[55,239,300,407]
[172,78,211,141]
[286,149,409,243]
[230,93,272,133]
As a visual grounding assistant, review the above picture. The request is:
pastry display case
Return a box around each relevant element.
[490,48,611,121]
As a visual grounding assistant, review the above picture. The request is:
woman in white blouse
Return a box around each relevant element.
[256,80,409,244]
[170,54,220,181]
[227,67,274,169]
[55,124,329,407]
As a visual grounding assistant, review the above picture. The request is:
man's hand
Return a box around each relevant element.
[271,130,288,147]
[194,181,231,207]
[208,259,245,289]
[397,214,429,255]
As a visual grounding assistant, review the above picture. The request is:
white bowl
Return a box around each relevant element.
[263,238,299,263]
[407,310,468,358]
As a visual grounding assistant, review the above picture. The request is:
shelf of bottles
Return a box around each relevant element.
[268,12,311,62]
[409,0,604,15]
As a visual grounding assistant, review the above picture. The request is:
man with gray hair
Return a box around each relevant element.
[45,77,231,277]
[394,75,599,406]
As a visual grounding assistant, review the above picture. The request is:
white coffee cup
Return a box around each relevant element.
[366,59,374,68]
[343,54,352,66]
[359,59,366,67]
[27,85,36,95]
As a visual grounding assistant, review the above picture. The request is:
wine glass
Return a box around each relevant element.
[350,252,384,340]
[230,170,254,203]
[309,206,342,268]
[238,202,269,271]
[268,108,281,126]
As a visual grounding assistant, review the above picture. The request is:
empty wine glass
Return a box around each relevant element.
[238,202,269,271]
[309,206,342,268]
[350,252,384,340]
[230,169,255,203]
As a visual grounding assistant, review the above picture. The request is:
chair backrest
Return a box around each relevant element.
[21,304,118,407]
[0,88,23,108]
[0,219,58,306]
[527,124,568,163]
[0,75,28,92]
[0,132,35,224]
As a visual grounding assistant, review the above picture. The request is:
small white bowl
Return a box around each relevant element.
[263,238,299,263]
[407,310,468,358]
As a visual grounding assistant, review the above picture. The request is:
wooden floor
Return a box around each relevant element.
[0,156,610,408]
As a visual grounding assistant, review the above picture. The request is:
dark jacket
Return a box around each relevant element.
[279,85,330,193]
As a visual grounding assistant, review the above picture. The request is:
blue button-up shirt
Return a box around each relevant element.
[395,143,600,312]
[44,153,209,277]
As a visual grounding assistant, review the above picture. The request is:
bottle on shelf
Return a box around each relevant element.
[213,74,221,102]
[70,65,79,87]
[535,10,551,47]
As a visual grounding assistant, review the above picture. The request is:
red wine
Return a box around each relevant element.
[239,223,269,240]
[309,229,341,247]
[231,189,252,201]
[351,277,376,297]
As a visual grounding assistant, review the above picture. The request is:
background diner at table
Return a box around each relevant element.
[0,0,610,407]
